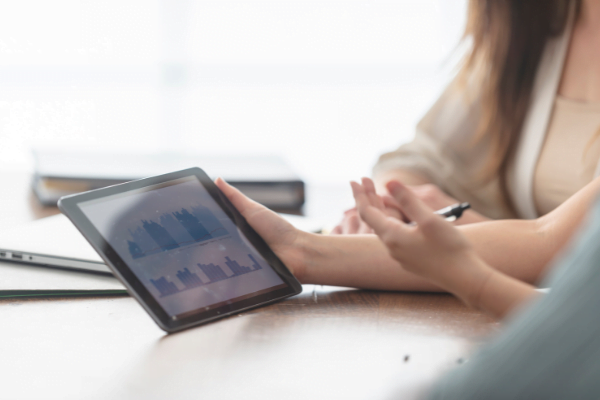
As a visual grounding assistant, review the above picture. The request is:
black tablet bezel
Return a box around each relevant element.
[58,167,302,333]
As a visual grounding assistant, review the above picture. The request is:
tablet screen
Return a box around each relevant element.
[77,176,287,319]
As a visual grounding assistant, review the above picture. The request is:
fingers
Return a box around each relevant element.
[215,177,263,218]
[350,180,370,214]
[381,194,401,210]
[343,213,361,233]
[381,194,409,223]
[350,181,399,235]
[344,207,357,216]
[358,204,392,235]
[361,177,385,210]
[357,220,374,234]
[336,179,411,235]
[332,205,375,235]
[331,208,360,234]
[386,181,435,226]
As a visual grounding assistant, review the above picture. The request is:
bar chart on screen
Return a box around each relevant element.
[150,254,264,297]
[77,177,288,317]
[127,204,229,259]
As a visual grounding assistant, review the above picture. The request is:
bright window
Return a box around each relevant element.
[0,0,466,183]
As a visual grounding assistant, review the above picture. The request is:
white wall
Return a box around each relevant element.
[0,0,466,184]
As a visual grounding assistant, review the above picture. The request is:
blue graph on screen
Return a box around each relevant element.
[150,254,264,297]
[127,204,228,259]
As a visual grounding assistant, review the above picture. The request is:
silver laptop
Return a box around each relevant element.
[0,213,324,275]
[0,214,109,273]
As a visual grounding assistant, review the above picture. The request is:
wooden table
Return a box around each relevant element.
[0,171,497,400]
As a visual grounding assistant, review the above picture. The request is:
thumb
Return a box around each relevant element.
[386,181,435,226]
[215,177,264,219]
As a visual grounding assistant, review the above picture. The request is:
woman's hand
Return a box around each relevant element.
[351,178,481,285]
[217,177,538,318]
[351,177,499,311]
[332,181,489,234]
[331,179,405,234]
[215,178,308,281]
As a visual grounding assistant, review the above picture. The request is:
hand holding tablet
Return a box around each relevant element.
[59,168,302,332]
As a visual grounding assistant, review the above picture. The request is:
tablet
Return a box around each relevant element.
[58,167,302,332]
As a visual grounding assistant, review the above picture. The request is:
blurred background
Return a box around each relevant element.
[0,0,466,186]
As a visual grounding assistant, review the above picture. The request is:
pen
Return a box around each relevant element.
[408,202,471,226]
[434,202,471,222]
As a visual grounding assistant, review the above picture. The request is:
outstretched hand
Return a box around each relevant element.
[350,177,480,288]
[352,177,537,319]
[215,178,306,280]
[331,179,405,234]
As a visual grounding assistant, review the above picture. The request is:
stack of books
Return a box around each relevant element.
[32,149,305,213]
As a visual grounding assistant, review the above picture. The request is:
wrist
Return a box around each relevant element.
[285,230,316,283]
[438,251,495,309]
[291,232,344,285]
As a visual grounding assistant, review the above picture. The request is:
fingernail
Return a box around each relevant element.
[386,181,406,191]
[351,183,363,197]
[386,181,401,192]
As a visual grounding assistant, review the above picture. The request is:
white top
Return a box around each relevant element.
[533,96,600,215]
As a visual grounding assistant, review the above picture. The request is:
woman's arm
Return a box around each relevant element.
[215,176,600,294]
[462,176,600,283]
[322,176,600,288]
[352,178,538,319]
[216,177,443,291]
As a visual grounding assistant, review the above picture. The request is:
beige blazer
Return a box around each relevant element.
[373,17,585,220]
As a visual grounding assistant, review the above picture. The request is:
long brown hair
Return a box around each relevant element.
[459,0,580,210]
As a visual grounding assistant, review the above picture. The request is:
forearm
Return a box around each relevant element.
[299,218,564,292]
[298,178,600,292]
[443,253,539,319]
[476,268,540,319]
[298,221,546,292]
[459,220,547,284]
[298,233,442,292]
[298,231,538,317]
[461,177,600,284]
